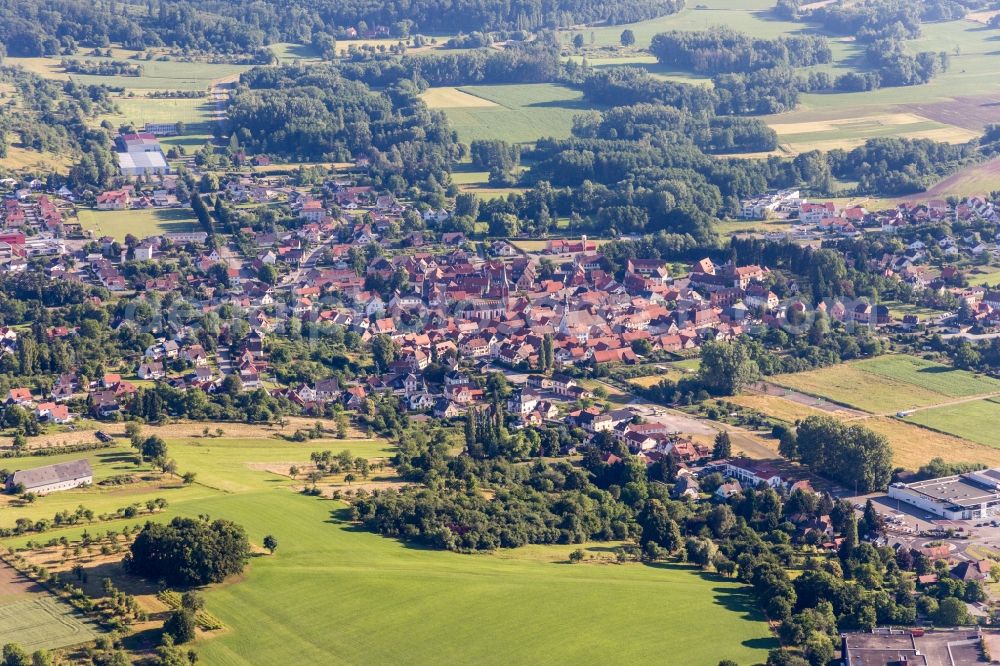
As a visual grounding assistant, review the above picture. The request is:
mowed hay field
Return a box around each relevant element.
[76,208,200,241]
[733,393,1000,469]
[0,563,101,651]
[428,83,594,144]
[772,355,1000,414]
[0,142,73,174]
[421,86,499,108]
[904,399,1000,449]
[6,55,247,91]
[0,431,776,665]
[765,111,979,154]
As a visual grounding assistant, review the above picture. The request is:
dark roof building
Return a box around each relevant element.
[7,459,93,494]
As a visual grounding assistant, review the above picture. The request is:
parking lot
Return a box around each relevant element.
[850,492,1000,562]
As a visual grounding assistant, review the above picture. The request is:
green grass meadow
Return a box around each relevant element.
[574,0,815,49]
[194,493,777,666]
[0,435,776,664]
[436,83,594,144]
[773,355,1000,413]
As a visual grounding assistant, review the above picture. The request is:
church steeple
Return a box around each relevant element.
[559,291,570,335]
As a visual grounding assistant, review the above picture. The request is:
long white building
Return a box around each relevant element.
[6,459,93,495]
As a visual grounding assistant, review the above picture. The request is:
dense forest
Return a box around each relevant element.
[337,42,563,88]
[650,29,832,75]
[0,0,685,56]
[229,64,459,190]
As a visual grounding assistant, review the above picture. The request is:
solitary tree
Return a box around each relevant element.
[572,34,585,48]
[713,431,732,459]
[140,435,168,462]
[181,591,204,613]
[263,534,278,554]
[163,609,196,644]
[620,29,636,46]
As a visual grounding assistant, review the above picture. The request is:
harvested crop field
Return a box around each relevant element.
[901,95,1000,132]
[904,156,1000,200]
[763,101,982,154]
[966,9,1000,24]
[767,112,930,135]
[422,86,499,108]
[0,563,101,651]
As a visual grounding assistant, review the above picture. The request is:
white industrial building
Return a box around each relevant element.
[888,468,1000,520]
[118,151,169,177]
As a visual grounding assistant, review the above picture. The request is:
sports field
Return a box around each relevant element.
[0,563,101,651]
[0,429,776,664]
[101,96,218,127]
[904,399,1000,449]
[429,83,595,144]
[772,355,1000,414]
[76,208,200,241]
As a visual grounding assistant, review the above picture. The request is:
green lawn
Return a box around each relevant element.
[904,399,1000,448]
[0,435,777,664]
[773,355,1000,413]
[715,218,795,236]
[966,264,1000,287]
[437,83,595,144]
[77,208,200,241]
[882,300,945,322]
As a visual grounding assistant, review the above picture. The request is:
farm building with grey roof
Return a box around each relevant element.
[6,459,93,495]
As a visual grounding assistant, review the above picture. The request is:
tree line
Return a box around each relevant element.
[0,0,686,57]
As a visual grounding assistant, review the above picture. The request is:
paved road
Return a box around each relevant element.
[599,381,779,459]
[942,331,1000,341]
[281,239,335,287]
